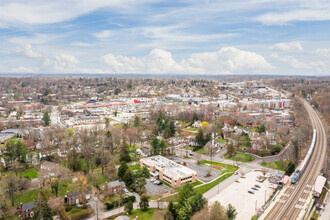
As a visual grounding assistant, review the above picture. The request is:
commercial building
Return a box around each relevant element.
[140,155,197,188]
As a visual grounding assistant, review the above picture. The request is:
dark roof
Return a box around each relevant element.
[67,190,90,198]
[107,180,125,188]
[22,201,35,211]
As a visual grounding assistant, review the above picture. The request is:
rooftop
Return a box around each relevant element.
[141,155,197,180]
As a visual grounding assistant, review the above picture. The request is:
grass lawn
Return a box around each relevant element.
[194,173,234,195]
[224,152,255,162]
[186,127,197,132]
[260,160,288,171]
[15,189,38,205]
[200,160,238,173]
[129,208,155,220]
[129,164,140,170]
[216,138,227,143]
[177,121,191,127]
[18,168,39,179]
[249,128,257,132]
[190,180,203,187]
[195,148,209,154]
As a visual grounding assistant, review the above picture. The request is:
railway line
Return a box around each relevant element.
[262,99,327,220]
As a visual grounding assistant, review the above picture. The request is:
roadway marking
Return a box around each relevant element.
[298,198,306,203]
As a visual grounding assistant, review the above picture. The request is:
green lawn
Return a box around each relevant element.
[129,208,155,220]
[15,189,38,205]
[194,173,234,194]
[186,127,197,132]
[216,138,227,143]
[200,160,238,173]
[195,148,209,154]
[129,164,140,170]
[224,152,255,162]
[190,180,203,187]
[249,128,257,132]
[260,160,288,171]
[19,168,39,179]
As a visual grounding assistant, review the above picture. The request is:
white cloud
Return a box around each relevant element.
[42,54,79,72]
[94,30,114,38]
[269,41,303,52]
[72,42,92,47]
[314,48,330,58]
[0,0,150,27]
[15,44,41,58]
[102,47,273,74]
[271,53,308,68]
[10,66,38,73]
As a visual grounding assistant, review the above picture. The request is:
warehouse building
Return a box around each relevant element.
[140,155,197,188]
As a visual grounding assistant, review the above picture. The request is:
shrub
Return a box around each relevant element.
[122,195,136,204]
[106,203,114,210]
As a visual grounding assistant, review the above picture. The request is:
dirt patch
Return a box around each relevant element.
[211,164,223,170]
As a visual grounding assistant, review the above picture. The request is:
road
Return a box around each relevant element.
[261,99,327,220]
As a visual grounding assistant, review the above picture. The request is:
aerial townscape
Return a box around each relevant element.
[0,1,329,220]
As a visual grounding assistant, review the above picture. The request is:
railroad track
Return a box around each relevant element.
[263,100,327,220]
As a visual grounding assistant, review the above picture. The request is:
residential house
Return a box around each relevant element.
[102,180,125,193]
[17,201,35,220]
[66,190,91,205]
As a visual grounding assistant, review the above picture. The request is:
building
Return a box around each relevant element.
[140,155,197,188]
[17,201,35,219]
[313,176,326,197]
[66,190,90,205]
[103,180,125,193]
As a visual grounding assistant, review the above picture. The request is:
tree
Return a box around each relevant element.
[119,140,131,162]
[5,139,28,163]
[226,143,236,158]
[168,201,176,220]
[4,175,29,206]
[48,197,67,220]
[42,111,51,126]
[139,193,149,211]
[0,192,12,218]
[195,129,205,147]
[192,201,228,220]
[141,166,150,178]
[65,128,74,137]
[118,161,128,179]
[33,191,53,220]
[257,124,266,133]
[125,200,133,214]
[192,112,198,122]
[151,138,160,155]
[159,139,167,155]
[123,169,134,187]
[285,162,295,176]
[226,203,237,220]
[134,116,141,127]
[50,180,59,197]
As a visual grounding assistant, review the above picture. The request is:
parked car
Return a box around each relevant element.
[255,184,261,188]
[124,188,129,193]
[252,187,258,191]
[248,191,254,194]
[234,172,238,175]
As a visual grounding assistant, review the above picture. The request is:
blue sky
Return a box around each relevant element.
[0,0,329,75]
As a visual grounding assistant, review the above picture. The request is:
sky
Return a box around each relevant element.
[0,0,330,75]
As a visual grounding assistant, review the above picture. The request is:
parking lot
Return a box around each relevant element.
[167,156,221,183]
[145,178,171,196]
[209,171,275,219]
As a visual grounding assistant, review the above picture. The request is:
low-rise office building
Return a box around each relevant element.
[140,155,197,188]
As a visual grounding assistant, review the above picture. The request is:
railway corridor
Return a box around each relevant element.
[261,100,327,220]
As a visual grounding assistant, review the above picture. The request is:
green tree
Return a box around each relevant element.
[159,139,167,155]
[226,143,236,158]
[195,129,205,147]
[118,161,128,179]
[151,138,160,155]
[139,193,149,211]
[141,166,150,178]
[226,203,237,220]
[65,128,74,137]
[192,112,198,122]
[285,162,295,176]
[42,111,51,126]
[0,192,12,218]
[33,191,53,220]
[125,200,133,214]
[6,139,28,163]
[134,116,141,127]
[168,201,176,220]
[257,124,266,133]
[123,169,134,187]
[51,180,59,197]
[119,140,131,162]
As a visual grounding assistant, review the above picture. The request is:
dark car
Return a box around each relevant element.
[248,191,254,194]
[255,184,261,188]
[252,187,258,191]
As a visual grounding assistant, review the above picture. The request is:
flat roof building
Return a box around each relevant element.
[140,155,197,188]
